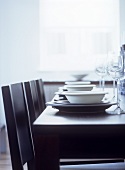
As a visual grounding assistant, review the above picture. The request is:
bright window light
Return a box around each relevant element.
[39,0,120,71]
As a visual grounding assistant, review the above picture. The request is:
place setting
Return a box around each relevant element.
[46,81,117,113]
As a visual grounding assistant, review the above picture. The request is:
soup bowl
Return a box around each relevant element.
[64,84,96,92]
[62,91,108,104]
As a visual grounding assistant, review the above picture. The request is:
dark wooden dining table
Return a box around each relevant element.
[33,96,125,170]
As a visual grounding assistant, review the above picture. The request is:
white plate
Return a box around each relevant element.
[46,100,116,113]
[65,81,91,85]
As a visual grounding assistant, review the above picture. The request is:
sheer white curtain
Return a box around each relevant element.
[39,0,120,71]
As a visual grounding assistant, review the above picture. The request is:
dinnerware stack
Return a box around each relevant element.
[61,81,108,104]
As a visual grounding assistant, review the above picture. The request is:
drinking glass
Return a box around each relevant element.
[107,52,124,114]
[95,57,107,91]
[107,52,117,99]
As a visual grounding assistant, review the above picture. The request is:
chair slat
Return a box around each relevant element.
[29,80,41,119]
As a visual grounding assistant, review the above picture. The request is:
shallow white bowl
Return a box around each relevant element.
[65,84,96,92]
[71,74,87,81]
[65,81,91,85]
[62,91,108,104]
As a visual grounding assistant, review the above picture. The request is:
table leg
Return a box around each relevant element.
[34,135,60,170]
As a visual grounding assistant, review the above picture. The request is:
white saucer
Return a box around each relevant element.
[65,81,91,85]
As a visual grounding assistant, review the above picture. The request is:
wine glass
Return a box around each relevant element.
[106,52,124,114]
[95,56,107,91]
[107,52,117,99]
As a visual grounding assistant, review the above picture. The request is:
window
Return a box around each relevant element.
[39,0,120,72]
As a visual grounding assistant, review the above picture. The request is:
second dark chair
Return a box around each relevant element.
[35,79,46,113]
[23,79,46,123]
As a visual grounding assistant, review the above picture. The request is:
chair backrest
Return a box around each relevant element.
[29,80,41,119]
[2,83,35,170]
[23,81,36,124]
[35,79,46,113]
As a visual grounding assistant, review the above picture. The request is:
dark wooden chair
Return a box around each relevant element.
[1,84,35,170]
[23,79,46,123]
[29,80,41,119]
[2,83,125,170]
[2,83,61,170]
[35,79,46,113]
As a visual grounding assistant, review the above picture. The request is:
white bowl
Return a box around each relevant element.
[62,91,108,104]
[65,81,91,85]
[64,84,96,92]
[71,74,87,81]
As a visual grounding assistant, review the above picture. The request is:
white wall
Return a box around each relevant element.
[120,0,125,43]
[0,0,40,124]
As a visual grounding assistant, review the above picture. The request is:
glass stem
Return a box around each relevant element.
[99,77,102,89]
[113,79,116,98]
[116,79,120,108]
[102,77,105,91]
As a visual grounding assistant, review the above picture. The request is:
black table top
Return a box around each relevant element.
[33,106,125,135]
